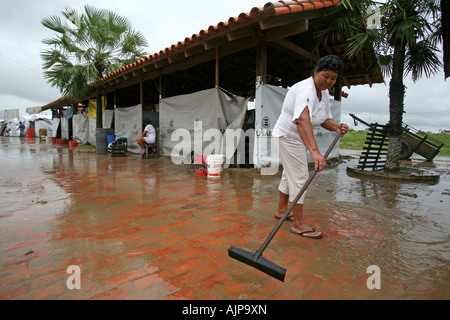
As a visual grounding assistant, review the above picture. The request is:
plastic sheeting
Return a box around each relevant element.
[254,84,341,173]
[115,105,142,154]
[72,110,114,145]
[87,96,107,119]
[159,87,248,164]
[34,119,53,137]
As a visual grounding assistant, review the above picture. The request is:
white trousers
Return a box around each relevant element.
[274,136,309,204]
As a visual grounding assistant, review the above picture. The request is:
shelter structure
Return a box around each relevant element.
[39,0,384,164]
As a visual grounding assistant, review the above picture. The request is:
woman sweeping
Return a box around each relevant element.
[272,55,349,240]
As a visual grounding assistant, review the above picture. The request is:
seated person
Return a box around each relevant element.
[136,119,156,155]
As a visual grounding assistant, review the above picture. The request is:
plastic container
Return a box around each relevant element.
[27,129,34,138]
[195,164,207,176]
[69,141,79,151]
[206,155,225,178]
[107,135,116,145]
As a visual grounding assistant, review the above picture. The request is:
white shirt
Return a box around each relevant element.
[144,124,156,144]
[273,77,333,145]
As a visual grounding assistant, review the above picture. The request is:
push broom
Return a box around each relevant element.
[228,131,343,282]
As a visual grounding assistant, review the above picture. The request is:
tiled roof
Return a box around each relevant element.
[98,0,341,85]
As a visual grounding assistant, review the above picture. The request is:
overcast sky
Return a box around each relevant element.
[0,0,449,132]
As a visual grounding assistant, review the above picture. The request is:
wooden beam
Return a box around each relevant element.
[271,39,320,62]
[154,58,170,69]
[265,20,308,41]
[184,45,205,58]
[227,27,257,41]
[168,51,185,64]
[204,36,229,50]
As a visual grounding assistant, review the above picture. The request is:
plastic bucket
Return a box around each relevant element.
[51,137,57,144]
[195,164,207,176]
[107,135,116,144]
[206,155,225,178]
[69,141,79,151]
[27,129,34,138]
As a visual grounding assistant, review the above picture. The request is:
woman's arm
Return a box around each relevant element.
[295,107,327,172]
[321,119,349,136]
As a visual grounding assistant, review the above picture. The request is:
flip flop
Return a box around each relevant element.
[290,228,323,240]
[139,150,145,155]
[274,215,294,222]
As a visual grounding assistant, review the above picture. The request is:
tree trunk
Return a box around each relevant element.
[385,40,406,171]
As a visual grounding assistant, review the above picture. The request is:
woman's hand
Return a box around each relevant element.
[337,123,349,136]
[310,150,327,172]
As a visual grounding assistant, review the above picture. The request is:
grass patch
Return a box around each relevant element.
[340,129,449,157]
[74,145,96,150]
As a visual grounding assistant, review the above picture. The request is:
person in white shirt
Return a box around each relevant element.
[136,119,156,155]
[272,55,349,240]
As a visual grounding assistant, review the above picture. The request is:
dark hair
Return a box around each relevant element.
[145,119,152,125]
[313,55,344,77]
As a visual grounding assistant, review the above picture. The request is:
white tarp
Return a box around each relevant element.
[61,117,69,139]
[35,118,53,137]
[26,106,43,115]
[254,84,341,173]
[103,110,114,129]
[6,109,19,121]
[115,105,142,154]
[3,118,21,136]
[72,110,115,145]
[159,87,247,164]
[72,114,89,144]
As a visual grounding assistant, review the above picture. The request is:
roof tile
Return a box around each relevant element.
[97,1,342,84]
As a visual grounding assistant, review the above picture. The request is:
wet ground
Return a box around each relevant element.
[0,137,449,300]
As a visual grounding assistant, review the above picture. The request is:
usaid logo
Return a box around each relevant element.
[262,116,271,129]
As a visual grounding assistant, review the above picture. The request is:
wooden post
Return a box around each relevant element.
[96,88,102,129]
[140,78,144,106]
[334,77,342,101]
[215,48,220,87]
[256,41,267,84]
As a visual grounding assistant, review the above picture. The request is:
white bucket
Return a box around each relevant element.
[206,155,225,178]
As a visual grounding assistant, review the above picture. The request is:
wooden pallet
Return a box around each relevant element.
[358,124,389,171]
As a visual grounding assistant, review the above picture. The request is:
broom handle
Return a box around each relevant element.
[256,131,343,255]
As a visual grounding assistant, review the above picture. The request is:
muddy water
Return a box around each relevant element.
[0,137,449,299]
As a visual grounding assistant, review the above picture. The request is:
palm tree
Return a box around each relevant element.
[41,5,148,103]
[320,0,442,171]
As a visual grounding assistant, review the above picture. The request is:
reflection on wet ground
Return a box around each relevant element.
[0,137,449,300]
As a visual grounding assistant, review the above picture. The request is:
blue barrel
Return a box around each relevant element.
[107,135,116,144]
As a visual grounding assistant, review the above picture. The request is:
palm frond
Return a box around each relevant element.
[405,40,443,82]
[41,15,65,34]
[41,5,148,100]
